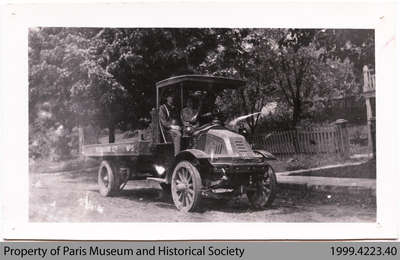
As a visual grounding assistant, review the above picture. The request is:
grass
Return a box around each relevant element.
[268,151,375,179]
[285,154,349,171]
[288,158,376,179]
[269,152,369,173]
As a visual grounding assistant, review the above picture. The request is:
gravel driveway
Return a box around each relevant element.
[29,168,376,223]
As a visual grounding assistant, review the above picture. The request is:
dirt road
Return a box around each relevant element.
[29,168,376,222]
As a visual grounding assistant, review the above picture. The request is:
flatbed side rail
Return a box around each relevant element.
[82,140,152,157]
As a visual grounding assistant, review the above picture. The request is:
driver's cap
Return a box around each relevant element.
[193,90,203,97]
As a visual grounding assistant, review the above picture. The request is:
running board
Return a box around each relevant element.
[146,177,168,183]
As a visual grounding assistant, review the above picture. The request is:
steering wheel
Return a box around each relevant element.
[200,107,223,118]
[199,112,212,118]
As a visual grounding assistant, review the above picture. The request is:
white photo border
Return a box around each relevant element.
[0,1,398,240]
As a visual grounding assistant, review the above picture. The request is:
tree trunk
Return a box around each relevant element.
[291,100,302,128]
[108,124,115,143]
[247,113,260,136]
[291,101,302,153]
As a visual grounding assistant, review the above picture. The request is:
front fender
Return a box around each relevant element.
[176,149,210,159]
[168,149,213,183]
[253,149,277,160]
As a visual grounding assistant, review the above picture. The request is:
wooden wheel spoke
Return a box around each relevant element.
[171,162,201,212]
[186,190,194,200]
[177,169,183,182]
[175,176,186,191]
[182,168,189,183]
[186,173,192,183]
[179,169,187,183]
[261,187,270,197]
[178,192,184,202]
[183,193,188,207]
[185,194,191,206]
[247,168,276,209]
[186,170,191,182]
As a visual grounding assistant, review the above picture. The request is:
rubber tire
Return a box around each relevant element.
[98,160,120,197]
[171,161,202,212]
[247,166,277,209]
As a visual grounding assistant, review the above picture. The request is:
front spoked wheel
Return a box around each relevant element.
[171,161,202,212]
[247,165,277,209]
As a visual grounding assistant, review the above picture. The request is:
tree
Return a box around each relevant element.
[198,29,277,134]
[255,29,372,128]
[315,29,375,85]
[29,28,221,157]
[29,27,374,159]
[93,28,220,128]
[29,28,128,145]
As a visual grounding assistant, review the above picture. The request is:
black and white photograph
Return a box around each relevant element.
[1,1,398,241]
[28,27,377,223]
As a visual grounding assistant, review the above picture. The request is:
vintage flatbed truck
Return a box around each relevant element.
[82,75,277,212]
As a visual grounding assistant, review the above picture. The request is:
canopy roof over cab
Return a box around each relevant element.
[155,75,246,113]
[156,75,245,91]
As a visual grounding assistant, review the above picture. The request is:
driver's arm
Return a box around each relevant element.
[159,105,172,129]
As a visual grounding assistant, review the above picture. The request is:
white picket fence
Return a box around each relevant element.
[249,125,350,157]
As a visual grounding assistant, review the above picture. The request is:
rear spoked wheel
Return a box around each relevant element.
[98,160,120,197]
[171,161,202,212]
[247,166,277,209]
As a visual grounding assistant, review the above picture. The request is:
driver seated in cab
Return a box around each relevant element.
[181,91,204,135]
[159,92,181,155]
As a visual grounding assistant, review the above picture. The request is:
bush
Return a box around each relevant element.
[29,124,79,161]
[29,132,52,159]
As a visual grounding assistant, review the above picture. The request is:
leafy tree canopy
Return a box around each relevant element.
[28,28,374,158]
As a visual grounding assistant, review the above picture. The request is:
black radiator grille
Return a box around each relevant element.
[215,143,223,154]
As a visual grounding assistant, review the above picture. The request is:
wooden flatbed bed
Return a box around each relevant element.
[82,139,152,157]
